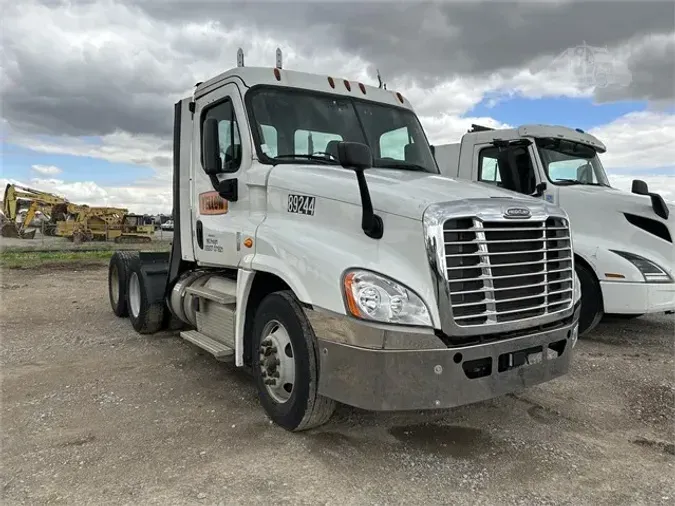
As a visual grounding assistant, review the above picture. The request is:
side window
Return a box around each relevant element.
[379,126,409,160]
[201,99,242,172]
[478,148,502,183]
[294,129,342,155]
[260,124,278,157]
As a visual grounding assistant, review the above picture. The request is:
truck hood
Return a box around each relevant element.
[267,165,537,220]
[560,184,674,223]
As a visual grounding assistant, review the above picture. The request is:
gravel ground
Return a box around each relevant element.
[1,266,673,505]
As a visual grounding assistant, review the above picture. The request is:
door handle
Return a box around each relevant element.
[196,220,204,249]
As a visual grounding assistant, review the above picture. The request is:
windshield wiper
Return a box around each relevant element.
[374,161,429,172]
[272,154,339,165]
[555,179,607,186]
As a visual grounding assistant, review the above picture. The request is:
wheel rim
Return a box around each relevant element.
[110,264,119,306]
[259,320,295,404]
[128,272,141,318]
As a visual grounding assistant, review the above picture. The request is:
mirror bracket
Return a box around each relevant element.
[337,141,383,239]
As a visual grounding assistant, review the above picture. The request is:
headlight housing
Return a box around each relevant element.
[573,270,582,304]
[342,269,432,326]
[609,250,673,283]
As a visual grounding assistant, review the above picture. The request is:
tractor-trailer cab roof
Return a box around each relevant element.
[464,124,607,153]
[193,66,414,111]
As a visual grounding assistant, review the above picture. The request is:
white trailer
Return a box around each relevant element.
[106,52,581,431]
[433,124,674,336]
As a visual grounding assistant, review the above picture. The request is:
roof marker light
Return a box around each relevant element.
[328,76,335,88]
[396,92,404,104]
[344,79,351,91]
[358,82,366,94]
[273,67,281,81]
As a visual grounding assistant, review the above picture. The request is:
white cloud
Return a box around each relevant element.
[30,164,62,176]
[589,110,675,171]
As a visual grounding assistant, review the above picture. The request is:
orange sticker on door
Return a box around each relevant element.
[199,191,228,215]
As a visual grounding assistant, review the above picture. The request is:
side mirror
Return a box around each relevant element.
[336,141,382,239]
[631,179,648,195]
[202,118,222,175]
[430,145,436,157]
[337,141,373,170]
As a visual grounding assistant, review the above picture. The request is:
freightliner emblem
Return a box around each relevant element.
[504,207,531,219]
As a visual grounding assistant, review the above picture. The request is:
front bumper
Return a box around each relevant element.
[601,280,675,315]
[308,304,580,412]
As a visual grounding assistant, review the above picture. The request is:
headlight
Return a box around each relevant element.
[573,270,582,304]
[609,250,673,283]
[342,269,432,326]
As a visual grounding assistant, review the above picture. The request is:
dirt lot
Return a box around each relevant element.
[1,266,673,505]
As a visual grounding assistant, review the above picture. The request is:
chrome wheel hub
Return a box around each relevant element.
[259,320,295,403]
[128,272,141,318]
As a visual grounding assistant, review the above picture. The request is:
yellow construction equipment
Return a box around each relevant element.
[1,184,68,239]
[54,204,154,243]
[1,183,155,243]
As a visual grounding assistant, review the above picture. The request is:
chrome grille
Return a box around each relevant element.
[443,216,573,326]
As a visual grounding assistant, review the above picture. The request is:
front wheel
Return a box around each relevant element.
[252,291,336,431]
[577,263,604,337]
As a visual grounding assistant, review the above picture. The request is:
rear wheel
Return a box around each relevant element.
[126,262,166,334]
[577,263,603,337]
[108,251,139,317]
[252,291,336,431]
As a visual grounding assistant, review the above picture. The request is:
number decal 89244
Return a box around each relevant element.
[287,194,316,216]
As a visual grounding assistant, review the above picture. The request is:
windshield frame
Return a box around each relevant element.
[243,84,440,174]
[534,137,612,188]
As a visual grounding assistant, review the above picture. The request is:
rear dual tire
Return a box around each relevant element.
[126,263,167,335]
[108,251,140,317]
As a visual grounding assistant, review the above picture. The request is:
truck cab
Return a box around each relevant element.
[433,124,674,336]
[107,51,581,432]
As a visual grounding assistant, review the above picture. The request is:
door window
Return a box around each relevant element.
[478,145,537,195]
[201,99,242,172]
[478,150,502,183]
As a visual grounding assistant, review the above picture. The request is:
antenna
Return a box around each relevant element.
[376,69,386,89]
[276,48,282,69]
[237,48,245,67]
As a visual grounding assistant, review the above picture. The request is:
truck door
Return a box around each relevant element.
[473,142,544,198]
[191,82,252,268]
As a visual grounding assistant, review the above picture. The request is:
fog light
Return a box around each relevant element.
[571,323,579,348]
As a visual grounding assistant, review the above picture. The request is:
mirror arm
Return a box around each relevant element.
[354,169,383,239]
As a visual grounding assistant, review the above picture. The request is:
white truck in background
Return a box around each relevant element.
[106,50,581,432]
[433,124,674,337]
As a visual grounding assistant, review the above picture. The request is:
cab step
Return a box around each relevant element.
[185,285,236,305]
[180,330,234,358]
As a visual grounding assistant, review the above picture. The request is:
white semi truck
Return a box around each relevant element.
[433,124,674,337]
[107,51,581,432]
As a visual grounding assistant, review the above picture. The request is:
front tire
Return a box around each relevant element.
[577,263,603,337]
[252,291,336,432]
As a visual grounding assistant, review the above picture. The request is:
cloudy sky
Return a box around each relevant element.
[1,0,674,214]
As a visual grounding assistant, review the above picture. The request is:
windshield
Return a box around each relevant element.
[245,86,438,173]
[535,137,611,187]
